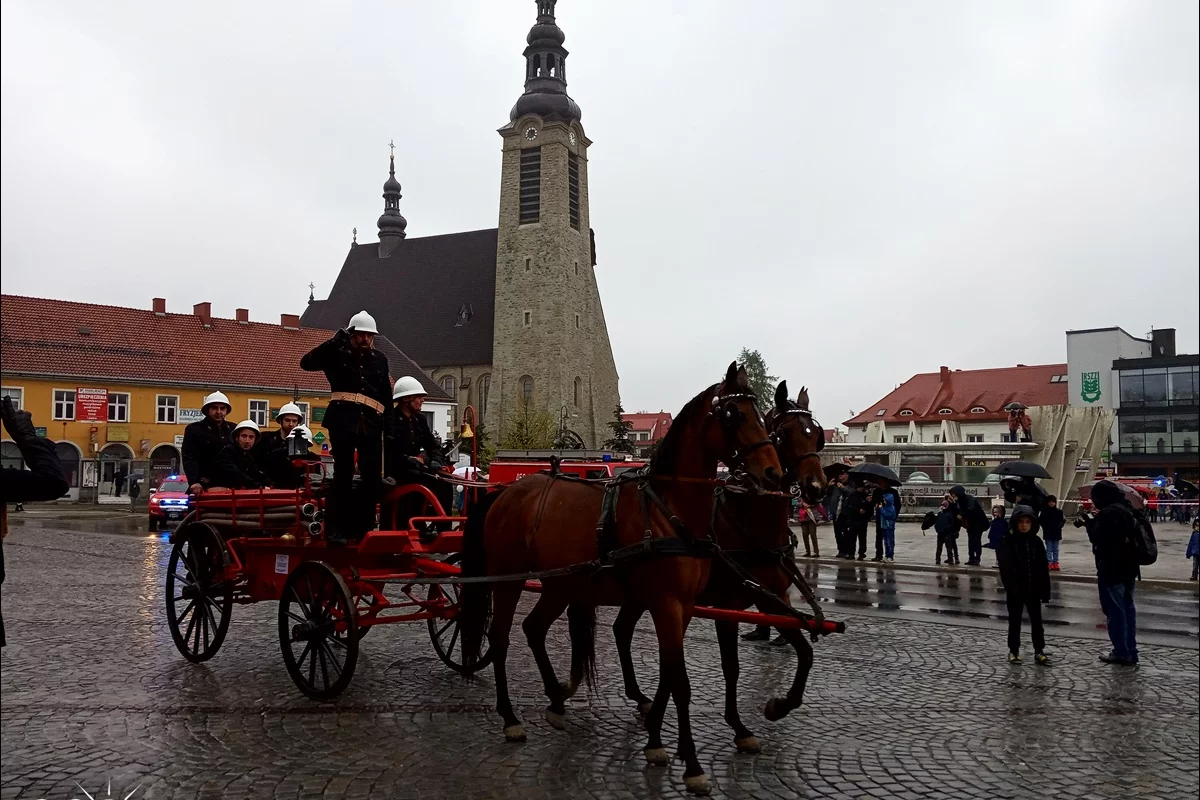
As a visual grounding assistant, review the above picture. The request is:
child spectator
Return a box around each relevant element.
[1040,495,1065,571]
[1187,518,1199,581]
[997,505,1052,665]
[932,500,961,565]
[798,500,819,558]
[985,504,1007,568]
[878,493,897,563]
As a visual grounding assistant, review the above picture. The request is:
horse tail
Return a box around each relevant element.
[567,603,598,691]
[460,487,503,676]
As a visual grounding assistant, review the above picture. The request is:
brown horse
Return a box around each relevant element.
[601,381,829,753]
[460,363,782,796]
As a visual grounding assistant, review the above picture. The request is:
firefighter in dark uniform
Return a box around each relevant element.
[300,311,390,544]
[182,391,235,494]
[253,402,303,482]
[212,420,269,489]
[385,376,453,536]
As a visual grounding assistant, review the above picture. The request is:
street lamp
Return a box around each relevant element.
[558,405,579,449]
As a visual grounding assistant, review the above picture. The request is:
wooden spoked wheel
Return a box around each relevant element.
[427,552,493,675]
[278,561,359,700]
[165,521,232,663]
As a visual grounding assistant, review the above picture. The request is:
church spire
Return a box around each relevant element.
[377,140,407,258]
[509,0,581,124]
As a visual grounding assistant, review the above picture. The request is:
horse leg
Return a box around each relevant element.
[521,592,571,730]
[489,584,526,741]
[715,619,759,753]
[763,620,815,722]
[613,604,654,714]
[649,598,709,795]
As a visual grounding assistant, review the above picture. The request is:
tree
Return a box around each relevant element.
[737,347,778,410]
[603,403,636,454]
[500,406,557,450]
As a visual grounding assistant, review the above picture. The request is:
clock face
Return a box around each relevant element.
[568,131,577,145]
[524,127,538,141]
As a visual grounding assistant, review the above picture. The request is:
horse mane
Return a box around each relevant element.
[648,384,717,475]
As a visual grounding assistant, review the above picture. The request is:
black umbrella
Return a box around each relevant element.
[991,460,1052,479]
[848,462,901,486]
[1004,402,1028,411]
[823,463,851,480]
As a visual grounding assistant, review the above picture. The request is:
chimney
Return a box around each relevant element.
[193,302,212,327]
[1151,328,1176,358]
[281,313,301,330]
[152,297,166,316]
[939,366,950,381]
[235,308,250,324]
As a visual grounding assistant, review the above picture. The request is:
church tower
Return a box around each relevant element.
[491,0,620,448]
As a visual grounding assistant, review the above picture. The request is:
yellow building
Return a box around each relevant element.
[2,295,453,499]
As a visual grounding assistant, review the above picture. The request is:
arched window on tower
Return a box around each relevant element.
[520,376,534,406]
[547,54,557,77]
[441,375,457,397]
[573,377,582,408]
[533,53,542,77]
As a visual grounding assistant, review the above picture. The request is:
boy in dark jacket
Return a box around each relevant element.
[1040,495,1065,571]
[1085,480,1141,665]
[997,505,1052,664]
[837,482,872,560]
[933,500,961,565]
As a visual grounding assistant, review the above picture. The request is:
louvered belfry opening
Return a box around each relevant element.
[568,151,580,230]
[519,147,541,224]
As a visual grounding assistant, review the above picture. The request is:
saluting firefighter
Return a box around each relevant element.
[300,311,391,544]
[182,391,235,495]
[385,376,453,535]
[253,402,303,482]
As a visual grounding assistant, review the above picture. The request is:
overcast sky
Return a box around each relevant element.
[3,0,1197,427]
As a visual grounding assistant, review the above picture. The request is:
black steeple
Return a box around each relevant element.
[377,141,407,258]
[509,0,581,124]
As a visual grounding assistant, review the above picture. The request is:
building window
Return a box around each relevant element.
[893,435,909,443]
[938,408,953,415]
[156,395,178,424]
[523,311,532,327]
[441,375,457,396]
[1050,374,1068,383]
[1001,434,1013,442]
[295,402,309,424]
[933,435,941,443]
[249,399,269,427]
[520,376,534,405]
[53,390,76,421]
[1,387,23,410]
[899,409,913,416]
[525,257,531,272]
[1169,366,1198,403]
[575,313,580,329]
[519,147,541,224]
[479,375,491,419]
[573,376,582,407]
[108,392,130,423]
[574,261,579,276]
[969,407,986,414]
[875,409,886,416]
[966,434,985,443]
[568,151,580,230]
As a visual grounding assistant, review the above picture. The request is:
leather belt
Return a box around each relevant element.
[329,392,385,414]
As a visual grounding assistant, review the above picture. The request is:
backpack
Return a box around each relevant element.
[1125,509,1159,566]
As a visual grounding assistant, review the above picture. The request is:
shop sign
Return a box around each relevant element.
[179,408,205,424]
[312,406,326,423]
[76,387,109,422]
[106,424,130,443]
[174,434,185,448]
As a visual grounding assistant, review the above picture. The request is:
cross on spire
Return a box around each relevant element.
[307,282,315,305]
[352,227,357,244]
[389,139,395,157]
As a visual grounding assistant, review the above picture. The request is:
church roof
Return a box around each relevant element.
[302,228,498,367]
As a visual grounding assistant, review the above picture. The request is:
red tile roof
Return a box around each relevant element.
[622,412,673,442]
[844,363,1068,427]
[0,294,452,400]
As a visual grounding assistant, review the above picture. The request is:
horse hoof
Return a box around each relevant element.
[638,701,654,716]
[644,747,669,766]
[685,775,712,795]
[545,710,566,730]
[763,698,788,722]
[559,679,580,699]
[735,736,761,754]
[504,725,527,742]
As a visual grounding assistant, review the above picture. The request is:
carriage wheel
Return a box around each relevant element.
[427,553,493,674]
[279,561,359,700]
[354,582,385,641]
[165,522,232,663]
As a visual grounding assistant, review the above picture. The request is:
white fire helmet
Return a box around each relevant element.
[276,402,304,422]
[347,310,378,334]
[288,425,315,444]
[201,391,231,413]
[392,376,426,400]
[232,419,260,436]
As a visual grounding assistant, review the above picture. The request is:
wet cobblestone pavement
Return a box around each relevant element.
[2,529,1198,799]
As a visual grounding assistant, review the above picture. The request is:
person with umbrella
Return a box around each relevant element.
[949,485,990,566]
[997,505,1053,665]
[1006,402,1033,443]
[993,460,1051,515]
[846,464,900,560]
[1082,480,1142,666]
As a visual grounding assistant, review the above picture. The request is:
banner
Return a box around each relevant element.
[76,388,108,422]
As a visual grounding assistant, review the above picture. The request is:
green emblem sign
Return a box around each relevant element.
[1080,371,1101,404]
[312,406,326,423]
[313,431,327,445]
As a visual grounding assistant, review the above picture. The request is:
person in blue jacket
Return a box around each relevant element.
[878,493,898,563]
[1186,518,1199,581]
[985,504,1007,568]
[1040,495,1066,571]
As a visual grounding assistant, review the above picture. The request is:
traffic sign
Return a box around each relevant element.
[313,431,327,444]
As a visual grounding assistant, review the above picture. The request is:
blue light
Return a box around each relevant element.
[167,474,179,480]
[602,453,611,462]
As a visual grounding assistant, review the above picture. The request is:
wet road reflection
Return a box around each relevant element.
[792,561,1199,647]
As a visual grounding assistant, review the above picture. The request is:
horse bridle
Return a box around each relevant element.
[768,406,825,488]
[709,390,775,472]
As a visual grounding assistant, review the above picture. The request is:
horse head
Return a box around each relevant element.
[767,380,828,503]
[705,362,782,489]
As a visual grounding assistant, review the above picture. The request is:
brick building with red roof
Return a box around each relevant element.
[621,411,672,456]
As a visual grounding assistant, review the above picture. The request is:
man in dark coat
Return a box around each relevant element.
[997,505,1052,664]
[385,376,452,536]
[949,485,990,566]
[253,402,303,478]
[182,391,235,494]
[837,481,872,560]
[1040,495,1065,571]
[1,397,69,646]
[300,312,391,544]
[1001,477,1047,515]
[212,420,269,489]
[1085,480,1141,666]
